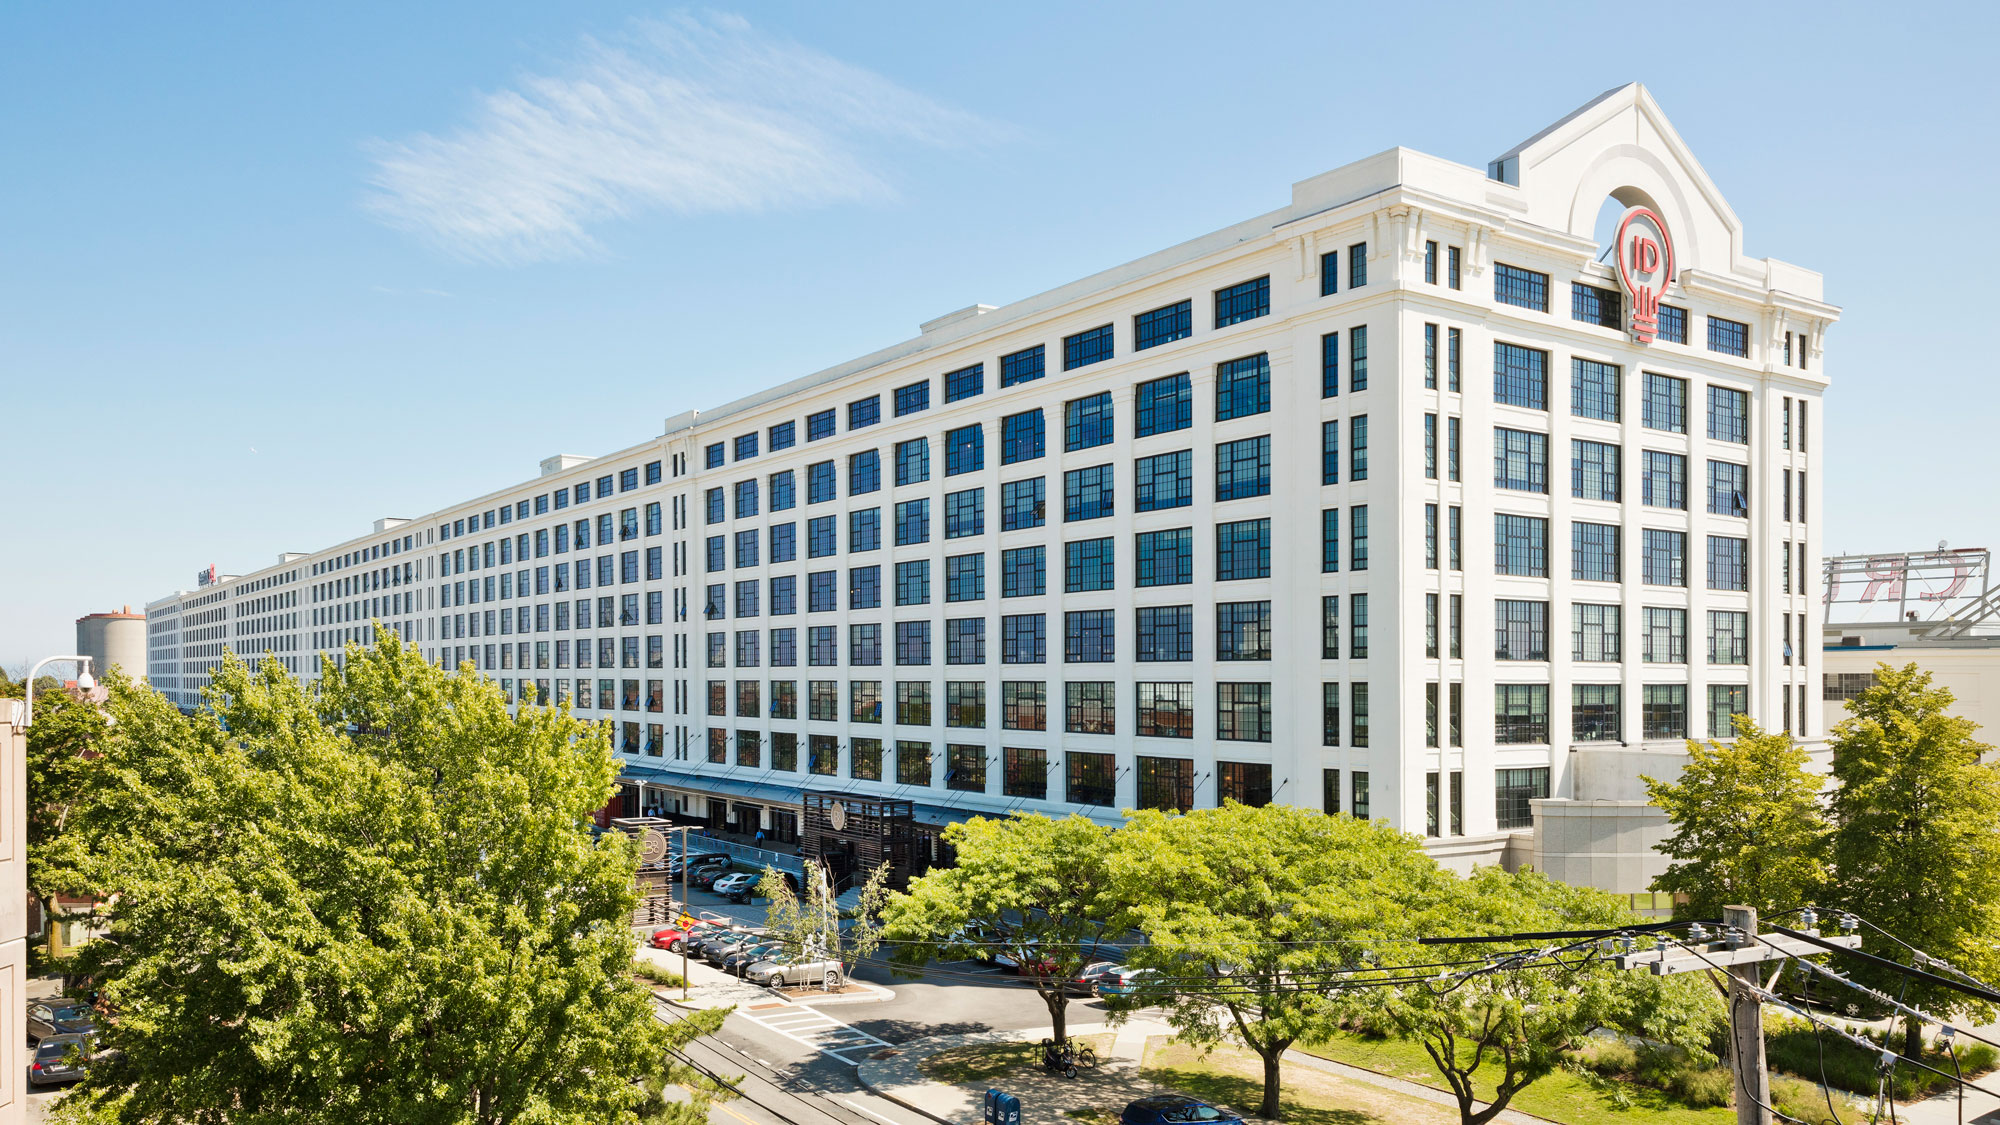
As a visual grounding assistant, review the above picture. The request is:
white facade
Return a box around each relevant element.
[146,84,1836,893]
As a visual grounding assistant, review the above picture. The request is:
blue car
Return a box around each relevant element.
[1120,1095,1242,1125]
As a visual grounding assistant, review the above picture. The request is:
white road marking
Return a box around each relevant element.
[730,1003,893,1064]
[841,1097,904,1125]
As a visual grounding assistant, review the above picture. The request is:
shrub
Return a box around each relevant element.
[1770,1076,1845,1125]
[631,961,687,988]
[1573,1039,1639,1077]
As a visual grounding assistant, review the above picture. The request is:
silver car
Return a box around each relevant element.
[746,954,845,988]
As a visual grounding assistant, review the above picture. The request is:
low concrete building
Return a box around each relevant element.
[1821,548,2000,740]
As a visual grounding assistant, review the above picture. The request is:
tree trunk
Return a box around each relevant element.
[1260,1049,1283,1120]
[1904,1013,1925,1059]
[1046,990,1067,1046]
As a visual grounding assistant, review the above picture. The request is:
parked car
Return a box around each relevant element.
[26,1002,93,1043]
[746,955,845,989]
[691,866,734,890]
[722,942,782,976]
[993,940,1041,973]
[1067,961,1124,997]
[704,932,763,966]
[1095,967,1165,1002]
[689,928,747,959]
[649,927,692,952]
[29,1033,95,1087]
[712,873,759,902]
[1120,1095,1242,1125]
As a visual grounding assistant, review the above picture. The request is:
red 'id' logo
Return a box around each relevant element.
[1614,207,1675,344]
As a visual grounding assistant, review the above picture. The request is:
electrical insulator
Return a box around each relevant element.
[1799,906,1818,930]
[1687,923,1709,944]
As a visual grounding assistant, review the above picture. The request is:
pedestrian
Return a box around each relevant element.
[755,829,766,846]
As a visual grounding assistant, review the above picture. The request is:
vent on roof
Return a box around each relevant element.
[920,304,998,335]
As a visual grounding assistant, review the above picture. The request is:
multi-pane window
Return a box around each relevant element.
[1349,415,1369,480]
[1637,684,1687,739]
[1350,505,1369,571]
[807,409,836,442]
[945,744,985,791]
[1572,440,1620,501]
[1001,345,1045,388]
[944,363,984,403]
[1424,241,1438,285]
[1064,464,1115,521]
[894,380,929,417]
[1216,519,1271,582]
[1216,601,1272,661]
[895,499,930,546]
[1066,681,1115,734]
[735,480,760,519]
[1065,609,1114,663]
[849,450,881,495]
[1136,605,1193,662]
[1135,682,1194,739]
[1215,354,1271,420]
[1214,276,1270,327]
[1135,373,1193,437]
[1321,420,1339,485]
[944,488,983,538]
[1574,684,1621,741]
[1495,766,1549,828]
[1494,599,1549,661]
[1495,686,1550,745]
[1350,325,1368,390]
[1135,300,1192,350]
[945,553,984,602]
[771,470,797,511]
[1708,684,1748,738]
[1348,242,1368,287]
[1423,323,1438,388]
[1572,358,1621,421]
[1707,317,1750,358]
[1319,249,1338,296]
[1136,756,1194,813]
[1641,607,1688,664]
[850,624,883,666]
[1573,603,1621,662]
[1321,331,1339,397]
[1707,385,1751,444]
[1494,343,1548,409]
[945,682,985,727]
[896,621,931,666]
[1001,409,1045,465]
[1657,304,1688,344]
[849,508,881,553]
[1065,538,1115,593]
[1572,282,1622,329]
[1064,324,1115,370]
[1707,536,1749,591]
[1447,245,1461,289]
[1494,263,1550,312]
[808,461,837,505]
[1215,436,1271,501]
[1424,414,1437,479]
[1350,594,1369,659]
[1216,685,1273,743]
[945,424,984,476]
[1065,392,1114,451]
[1642,373,1687,433]
[897,681,930,725]
[1641,529,1687,587]
[895,559,930,606]
[1001,545,1046,598]
[770,421,797,451]
[1320,595,1339,659]
[808,626,838,667]
[1067,750,1118,805]
[1572,521,1620,582]
[1136,529,1193,587]
[1495,515,1549,577]
[849,396,881,430]
[1321,508,1339,573]
[895,437,930,487]
[1001,614,1045,663]
[945,618,986,664]
[1708,610,1749,665]
[1493,428,1548,493]
[1641,451,1687,509]
[1708,460,1749,517]
[1001,477,1046,531]
[1136,450,1193,511]
[1003,746,1047,799]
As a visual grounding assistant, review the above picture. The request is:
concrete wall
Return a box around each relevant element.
[76,612,146,682]
[0,702,31,1125]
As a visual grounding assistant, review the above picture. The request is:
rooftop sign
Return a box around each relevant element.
[1613,206,1675,344]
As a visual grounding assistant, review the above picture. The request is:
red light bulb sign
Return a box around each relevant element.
[1613,206,1675,344]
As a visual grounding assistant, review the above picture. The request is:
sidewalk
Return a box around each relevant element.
[637,945,893,1011]
[855,1020,1552,1125]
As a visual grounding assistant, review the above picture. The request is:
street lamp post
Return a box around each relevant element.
[21,656,94,728]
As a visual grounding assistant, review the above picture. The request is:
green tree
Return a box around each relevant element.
[22,685,114,965]
[1828,662,2000,1058]
[884,813,1124,1045]
[757,860,889,978]
[1109,804,1448,1120]
[1379,867,1721,1125]
[51,629,726,1125]
[1644,715,1828,920]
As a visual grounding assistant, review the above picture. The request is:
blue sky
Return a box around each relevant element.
[4,0,1994,670]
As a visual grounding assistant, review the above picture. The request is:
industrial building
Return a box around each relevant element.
[146,84,1836,897]
[76,607,146,684]
[1821,548,2000,742]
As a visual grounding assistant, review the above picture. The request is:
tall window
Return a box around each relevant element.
[1493,263,1550,312]
[1494,686,1550,745]
[1494,343,1548,409]
[1641,529,1687,587]
[1494,600,1549,661]
[1708,684,1748,737]
[1572,358,1621,421]
[1001,546,1046,598]
[1641,451,1687,510]
[1136,757,1194,812]
[1136,450,1193,511]
[1572,522,1620,582]
[1348,242,1368,287]
[1321,332,1339,397]
[1065,538,1115,593]
[945,424,984,476]
[1319,250,1338,296]
[1000,409,1045,465]
[1424,240,1438,284]
[1064,464,1115,521]
[1216,519,1270,582]
[1000,478,1044,531]
[1216,686,1272,743]
[1216,436,1272,501]
[1642,607,1688,664]
[1494,515,1548,577]
[1495,766,1550,828]
[1350,505,1369,571]
[1216,354,1271,419]
[1573,440,1620,501]
[1350,325,1368,390]
[1065,609,1114,663]
[943,488,983,538]
[1708,460,1749,517]
[1707,385,1751,444]
[1135,373,1193,437]
[1065,392,1114,451]
[1573,603,1621,662]
[1217,600,1271,661]
[1136,529,1193,587]
[1493,428,1548,493]
[1642,373,1688,433]
[1644,685,1687,739]
[1574,684,1621,741]
[1066,683,1115,734]
[1135,682,1193,739]
[1350,415,1369,480]
[1708,610,1749,665]
[1707,536,1749,591]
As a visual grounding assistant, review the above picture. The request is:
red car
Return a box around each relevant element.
[650,926,693,952]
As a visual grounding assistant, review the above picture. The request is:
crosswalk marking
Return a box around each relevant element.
[731,1003,893,1064]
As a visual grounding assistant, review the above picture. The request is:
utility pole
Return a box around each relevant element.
[1615,905,1860,1125]
[677,824,690,1002]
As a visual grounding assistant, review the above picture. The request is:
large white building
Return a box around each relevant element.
[147,84,1835,896]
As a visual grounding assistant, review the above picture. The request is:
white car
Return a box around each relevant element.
[746,954,845,988]
[711,872,760,901]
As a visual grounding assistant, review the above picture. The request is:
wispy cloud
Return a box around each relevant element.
[363,13,990,264]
